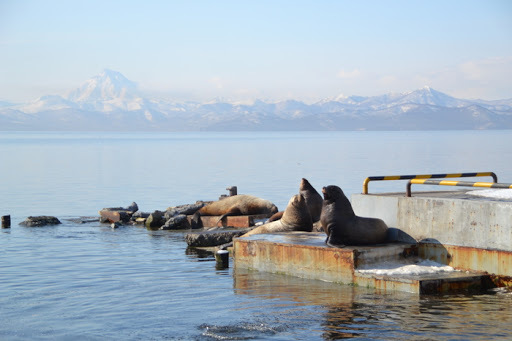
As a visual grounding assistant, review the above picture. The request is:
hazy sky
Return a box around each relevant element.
[1,0,511,103]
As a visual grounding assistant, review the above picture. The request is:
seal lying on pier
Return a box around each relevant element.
[320,185,388,247]
[198,194,278,225]
[241,193,313,237]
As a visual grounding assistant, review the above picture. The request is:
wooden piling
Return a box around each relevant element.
[215,250,229,269]
[226,186,237,196]
[1,215,11,228]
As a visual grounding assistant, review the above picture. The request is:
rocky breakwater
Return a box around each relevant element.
[98,201,209,230]
[98,188,279,248]
[144,202,207,230]
[97,199,267,248]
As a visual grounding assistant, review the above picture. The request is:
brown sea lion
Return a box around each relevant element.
[299,178,323,222]
[217,194,312,250]
[320,185,388,247]
[268,178,322,224]
[198,194,278,225]
[241,193,313,237]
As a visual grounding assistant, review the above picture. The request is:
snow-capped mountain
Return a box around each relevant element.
[318,86,470,110]
[19,95,77,114]
[66,69,145,112]
[1,70,511,131]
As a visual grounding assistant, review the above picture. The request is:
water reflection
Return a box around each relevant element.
[232,268,512,340]
[185,246,215,260]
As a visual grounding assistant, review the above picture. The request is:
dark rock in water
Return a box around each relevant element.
[65,217,98,224]
[161,214,188,230]
[165,202,205,220]
[145,210,165,230]
[185,229,250,247]
[20,216,61,227]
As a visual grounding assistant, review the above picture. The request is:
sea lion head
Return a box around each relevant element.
[322,185,355,219]
[322,185,344,202]
[281,194,312,231]
[300,178,313,191]
[269,203,279,214]
[292,192,305,205]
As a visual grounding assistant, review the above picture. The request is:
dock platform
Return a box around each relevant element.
[233,232,493,294]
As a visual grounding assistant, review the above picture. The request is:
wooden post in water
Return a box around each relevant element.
[1,215,11,228]
[215,250,229,269]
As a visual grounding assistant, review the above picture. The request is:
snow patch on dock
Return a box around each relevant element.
[357,259,457,276]
[467,188,512,200]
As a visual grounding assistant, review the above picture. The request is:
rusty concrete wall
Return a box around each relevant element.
[352,194,512,253]
[233,233,356,284]
[419,243,512,280]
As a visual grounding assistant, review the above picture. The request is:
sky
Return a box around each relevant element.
[1,0,511,103]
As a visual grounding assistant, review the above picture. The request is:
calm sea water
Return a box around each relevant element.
[1,131,511,340]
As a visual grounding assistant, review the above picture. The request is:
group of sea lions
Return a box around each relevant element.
[198,178,388,248]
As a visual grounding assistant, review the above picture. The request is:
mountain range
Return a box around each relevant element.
[1,69,512,131]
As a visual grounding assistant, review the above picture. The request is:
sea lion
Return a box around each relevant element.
[299,178,323,222]
[267,210,284,222]
[320,185,388,247]
[268,178,322,224]
[217,193,313,250]
[241,193,313,237]
[198,194,278,225]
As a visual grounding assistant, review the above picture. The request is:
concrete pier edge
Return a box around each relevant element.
[233,191,511,293]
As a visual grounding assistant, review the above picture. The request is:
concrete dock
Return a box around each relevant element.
[352,190,512,282]
[233,190,511,294]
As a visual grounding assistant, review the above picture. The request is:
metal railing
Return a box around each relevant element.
[362,172,498,194]
[406,179,512,197]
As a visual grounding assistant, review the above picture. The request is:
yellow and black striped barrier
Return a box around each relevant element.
[362,172,498,194]
[406,179,512,197]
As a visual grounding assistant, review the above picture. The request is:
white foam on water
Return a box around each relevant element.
[357,259,456,276]
[467,188,512,199]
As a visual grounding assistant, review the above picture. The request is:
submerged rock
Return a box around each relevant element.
[185,229,250,247]
[20,216,61,227]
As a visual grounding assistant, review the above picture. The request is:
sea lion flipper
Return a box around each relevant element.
[268,211,284,222]
[216,207,243,225]
[326,241,346,248]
